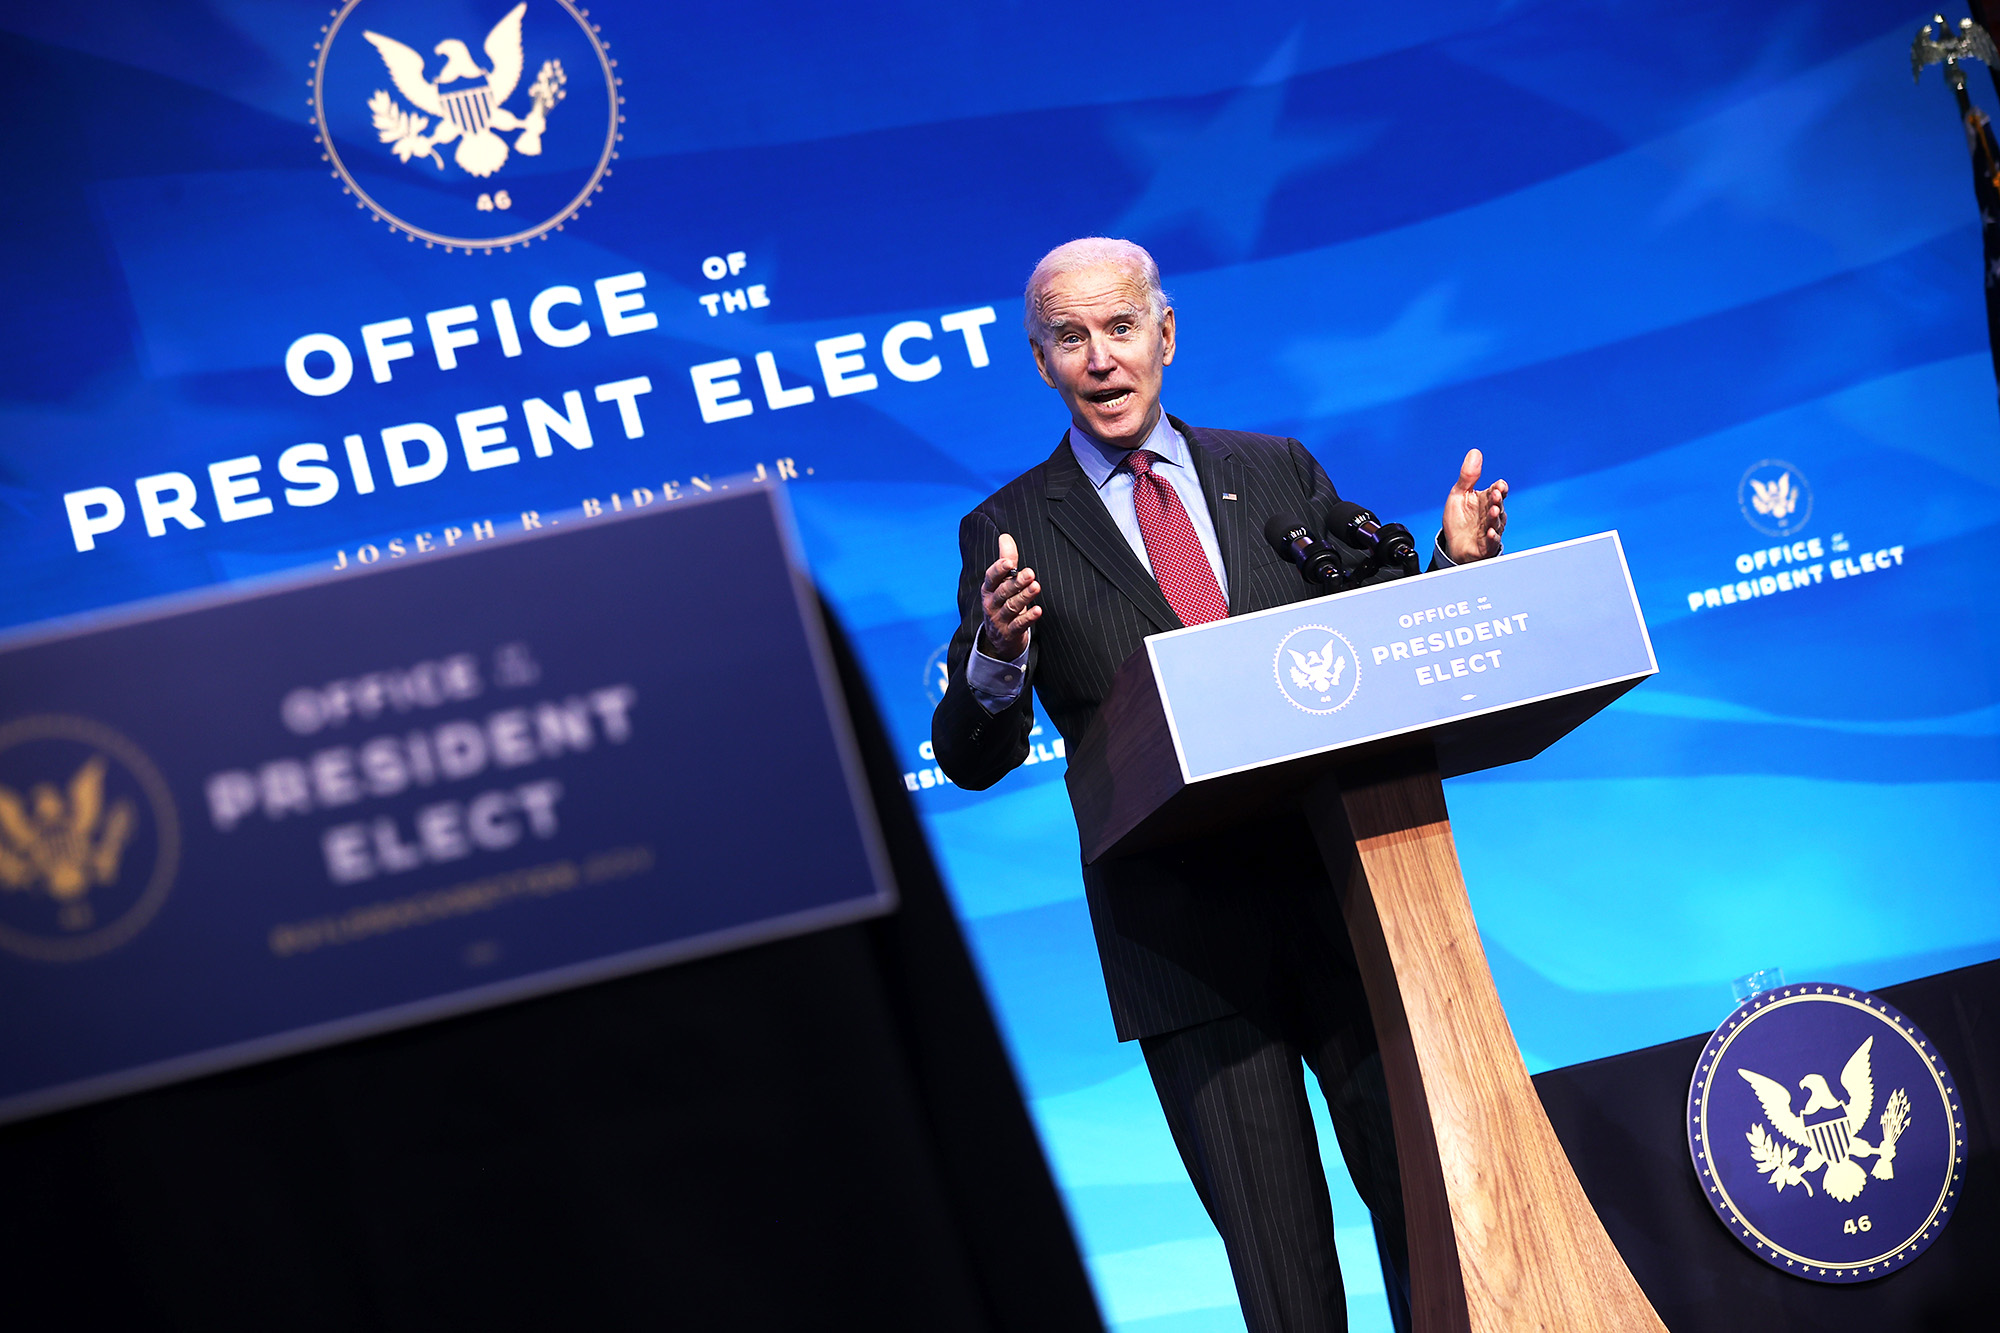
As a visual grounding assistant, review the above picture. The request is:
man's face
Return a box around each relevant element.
[1030,265,1176,449]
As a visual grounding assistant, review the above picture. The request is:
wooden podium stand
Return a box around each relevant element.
[1065,534,1668,1333]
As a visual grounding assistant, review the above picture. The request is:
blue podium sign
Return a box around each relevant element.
[1150,533,1657,783]
[0,485,893,1124]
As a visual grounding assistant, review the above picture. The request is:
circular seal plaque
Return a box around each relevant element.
[0,715,180,963]
[312,0,620,252]
[1273,624,1361,715]
[1736,458,1813,538]
[1687,984,1964,1282]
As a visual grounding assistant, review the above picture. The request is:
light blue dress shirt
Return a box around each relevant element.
[967,414,1226,712]
[1064,416,1232,599]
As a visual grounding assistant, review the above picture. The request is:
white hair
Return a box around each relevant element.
[1023,237,1171,341]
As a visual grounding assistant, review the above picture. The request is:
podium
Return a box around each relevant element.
[1066,533,1669,1333]
[0,487,1102,1329]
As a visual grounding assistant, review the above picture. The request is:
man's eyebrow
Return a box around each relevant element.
[1045,305,1144,332]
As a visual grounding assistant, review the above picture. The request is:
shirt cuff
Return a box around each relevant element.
[1432,531,1500,568]
[966,630,1030,714]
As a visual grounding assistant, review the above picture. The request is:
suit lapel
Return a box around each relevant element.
[1043,433,1180,633]
[1178,420,1255,615]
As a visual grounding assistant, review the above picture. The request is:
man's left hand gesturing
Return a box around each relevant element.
[1441,448,1508,563]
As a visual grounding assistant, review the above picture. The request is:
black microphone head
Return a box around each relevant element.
[1375,522,1421,573]
[1325,500,1379,530]
[1264,516,1355,588]
[1263,516,1310,549]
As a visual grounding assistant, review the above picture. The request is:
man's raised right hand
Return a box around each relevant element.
[980,532,1041,658]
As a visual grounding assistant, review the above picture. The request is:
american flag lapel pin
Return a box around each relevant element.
[1222,492,1237,500]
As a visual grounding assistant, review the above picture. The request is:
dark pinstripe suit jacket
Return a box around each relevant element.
[933,419,1415,1041]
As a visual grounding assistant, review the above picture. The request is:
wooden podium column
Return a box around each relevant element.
[1301,748,1667,1333]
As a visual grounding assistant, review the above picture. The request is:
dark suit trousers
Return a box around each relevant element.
[1136,908,1413,1333]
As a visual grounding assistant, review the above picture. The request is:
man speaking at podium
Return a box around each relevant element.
[931,238,1508,1333]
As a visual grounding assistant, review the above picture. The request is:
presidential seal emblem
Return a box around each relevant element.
[311,0,620,252]
[923,642,951,707]
[0,716,180,963]
[1273,624,1360,715]
[1687,984,1964,1282]
[1737,459,1813,538]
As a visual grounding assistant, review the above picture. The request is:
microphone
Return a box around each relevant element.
[1326,501,1421,577]
[1262,516,1356,590]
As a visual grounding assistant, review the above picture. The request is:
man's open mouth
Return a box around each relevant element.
[1089,389,1133,409]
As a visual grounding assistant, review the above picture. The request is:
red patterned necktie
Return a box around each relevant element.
[1123,448,1229,626]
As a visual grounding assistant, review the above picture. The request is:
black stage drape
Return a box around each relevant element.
[0,609,1103,1332]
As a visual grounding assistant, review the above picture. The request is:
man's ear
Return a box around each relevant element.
[1029,335,1056,388]
[1159,307,1176,366]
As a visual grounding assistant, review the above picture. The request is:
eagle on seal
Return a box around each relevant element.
[363,3,563,178]
[1739,1037,1892,1203]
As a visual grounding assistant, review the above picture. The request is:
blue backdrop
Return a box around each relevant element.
[4,3,1996,1328]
